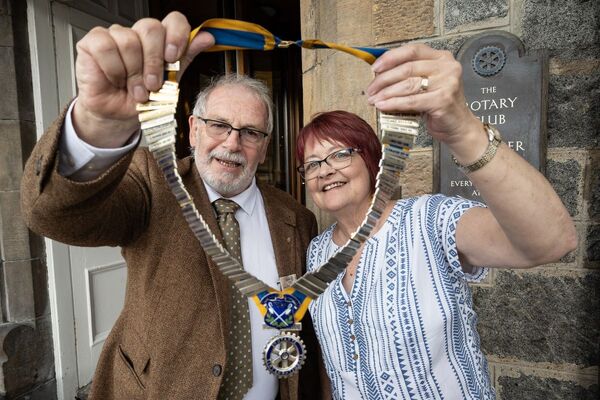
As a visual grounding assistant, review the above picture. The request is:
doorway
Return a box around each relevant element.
[149,0,305,201]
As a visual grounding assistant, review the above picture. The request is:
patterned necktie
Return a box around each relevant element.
[213,199,253,399]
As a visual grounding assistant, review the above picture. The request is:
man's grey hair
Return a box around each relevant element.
[192,74,274,134]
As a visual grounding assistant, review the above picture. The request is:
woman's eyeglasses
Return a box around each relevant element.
[297,148,360,180]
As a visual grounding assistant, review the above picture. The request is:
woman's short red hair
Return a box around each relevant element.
[296,110,382,193]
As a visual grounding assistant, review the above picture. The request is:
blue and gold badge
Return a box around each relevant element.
[253,288,311,330]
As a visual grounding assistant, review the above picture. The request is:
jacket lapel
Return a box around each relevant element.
[185,162,232,341]
[259,183,300,282]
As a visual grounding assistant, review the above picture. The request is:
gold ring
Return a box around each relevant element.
[419,77,429,91]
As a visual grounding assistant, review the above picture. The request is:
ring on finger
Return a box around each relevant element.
[419,77,429,92]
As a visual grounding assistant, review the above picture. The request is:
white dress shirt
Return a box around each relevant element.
[58,101,140,181]
[59,102,280,399]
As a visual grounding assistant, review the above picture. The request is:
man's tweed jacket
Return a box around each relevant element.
[21,109,326,399]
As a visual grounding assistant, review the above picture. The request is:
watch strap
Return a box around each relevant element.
[452,123,501,174]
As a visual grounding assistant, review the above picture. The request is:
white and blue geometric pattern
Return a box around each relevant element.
[307,195,495,400]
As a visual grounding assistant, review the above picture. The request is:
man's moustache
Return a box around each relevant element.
[209,151,247,166]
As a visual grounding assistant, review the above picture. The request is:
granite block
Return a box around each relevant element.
[546,159,581,218]
[498,373,599,400]
[445,0,508,32]
[547,73,600,149]
[373,0,435,44]
[522,0,600,57]
[473,270,599,366]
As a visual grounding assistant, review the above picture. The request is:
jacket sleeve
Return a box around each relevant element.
[20,105,151,247]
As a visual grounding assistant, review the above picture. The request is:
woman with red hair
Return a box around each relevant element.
[296,44,576,399]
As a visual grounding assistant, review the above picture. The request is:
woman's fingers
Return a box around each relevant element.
[371,43,442,73]
[372,87,439,114]
[366,45,468,129]
[368,52,458,95]
[368,45,474,141]
[368,70,435,104]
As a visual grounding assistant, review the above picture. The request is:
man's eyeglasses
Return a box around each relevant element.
[297,148,361,180]
[196,116,269,147]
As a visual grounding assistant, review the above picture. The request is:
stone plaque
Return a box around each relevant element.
[434,31,548,201]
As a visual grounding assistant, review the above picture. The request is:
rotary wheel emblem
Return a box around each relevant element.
[472,46,506,76]
[263,332,306,378]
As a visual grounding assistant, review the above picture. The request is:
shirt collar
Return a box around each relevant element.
[203,177,258,216]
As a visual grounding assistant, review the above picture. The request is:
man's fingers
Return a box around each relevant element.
[161,11,210,81]
[132,18,166,92]
[178,31,216,78]
[188,31,216,59]
[108,24,146,102]
[76,27,127,88]
[84,13,212,97]
[161,11,192,62]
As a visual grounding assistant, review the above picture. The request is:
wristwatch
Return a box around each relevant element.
[452,123,502,174]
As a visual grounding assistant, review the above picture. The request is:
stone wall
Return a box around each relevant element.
[0,0,56,398]
[300,0,599,398]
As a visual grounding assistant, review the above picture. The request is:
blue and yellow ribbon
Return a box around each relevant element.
[195,18,387,64]
[166,18,388,81]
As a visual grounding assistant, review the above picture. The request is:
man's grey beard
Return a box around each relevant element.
[192,146,257,197]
